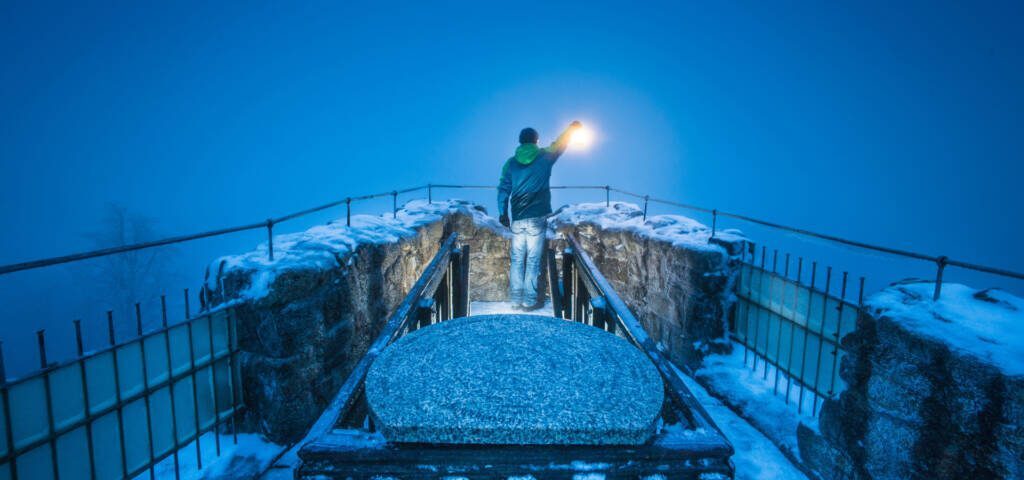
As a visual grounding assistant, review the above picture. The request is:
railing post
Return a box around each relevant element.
[711,209,718,240]
[933,256,948,300]
[346,197,352,226]
[453,245,470,318]
[392,191,398,218]
[428,183,433,204]
[266,219,275,261]
[561,248,576,320]
[605,185,610,207]
[642,195,649,221]
[0,342,18,480]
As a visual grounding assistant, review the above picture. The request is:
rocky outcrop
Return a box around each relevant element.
[549,203,746,369]
[798,281,1024,479]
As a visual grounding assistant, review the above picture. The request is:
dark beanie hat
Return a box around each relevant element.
[519,127,539,144]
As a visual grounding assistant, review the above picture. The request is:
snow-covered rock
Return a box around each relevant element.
[798,280,1024,479]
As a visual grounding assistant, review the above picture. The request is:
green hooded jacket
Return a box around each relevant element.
[498,125,576,221]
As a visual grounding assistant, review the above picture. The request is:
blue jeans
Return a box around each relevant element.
[509,217,546,307]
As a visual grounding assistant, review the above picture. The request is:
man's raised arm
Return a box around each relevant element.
[544,120,582,160]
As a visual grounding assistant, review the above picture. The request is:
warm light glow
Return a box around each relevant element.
[569,126,594,150]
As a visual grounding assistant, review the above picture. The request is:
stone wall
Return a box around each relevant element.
[550,205,746,369]
[209,203,509,444]
[798,282,1024,479]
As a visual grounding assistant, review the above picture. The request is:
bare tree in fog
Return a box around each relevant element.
[82,204,177,326]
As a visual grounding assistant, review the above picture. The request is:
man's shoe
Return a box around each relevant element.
[520,301,546,312]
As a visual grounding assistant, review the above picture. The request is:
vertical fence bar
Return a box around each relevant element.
[933,256,947,300]
[37,331,60,480]
[827,272,849,398]
[208,312,221,456]
[764,250,778,381]
[161,296,182,480]
[392,191,398,218]
[266,220,275,261]
[184,288,191,320]
[427,184,433,204]
[136,304,156,479]
[751,246,767,372]
[73,320,98,480]
[772,252,788,393]
[797,262,817,414]
[108,312,129,479]
[186,322,203,470]
[0,342,17,480]
[812,267,833,417]
[783,258,803,404]
[711,209,718,239]
[226,309,239,445]
[741,242,753,364]
[346,198,352,227]
[642,195,649,221]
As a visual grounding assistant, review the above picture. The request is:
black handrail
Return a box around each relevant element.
[1,183,1021,300]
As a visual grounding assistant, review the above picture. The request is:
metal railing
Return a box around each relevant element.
[1,183,1020,300]
[0,295,243,480]
[731,245,864,417]
[302,232,467,442]
[558,234,730,446]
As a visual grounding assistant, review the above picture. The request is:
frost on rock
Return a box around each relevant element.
[867,280,1024,376]
[208,199,501,300]
[548,202,745,253]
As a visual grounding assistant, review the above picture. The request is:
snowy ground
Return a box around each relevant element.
[470,300,555,316]
[146,432,284,480]
[674,365,810,480]
[696,347,820,455]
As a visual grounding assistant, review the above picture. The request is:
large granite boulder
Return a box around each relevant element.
[798,280,1024,479]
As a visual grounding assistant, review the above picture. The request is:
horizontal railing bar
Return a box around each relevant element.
[0,221,265,275]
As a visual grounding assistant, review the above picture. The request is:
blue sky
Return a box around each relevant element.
[0,1,1021,371]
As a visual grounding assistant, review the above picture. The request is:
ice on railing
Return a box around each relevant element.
[548,202,745,252]
[867,281,1024,376]
[210,199,502,299]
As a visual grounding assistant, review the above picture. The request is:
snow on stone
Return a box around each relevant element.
[209,199,502,299]
[867,280,1024,376]
[548,202,745,252]
[696,347,820,455]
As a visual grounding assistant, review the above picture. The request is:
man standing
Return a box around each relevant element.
[498,121,582,310]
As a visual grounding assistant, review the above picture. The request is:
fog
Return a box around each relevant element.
[2,1,1021,377]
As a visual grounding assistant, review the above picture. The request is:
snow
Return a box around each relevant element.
[670,364,810,480]
[210,199,502,299]
[867,281,1024,376]
[470,300,554,316]
[144,432,285,480]
[696,347,820,455]
[548,202,745,253]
